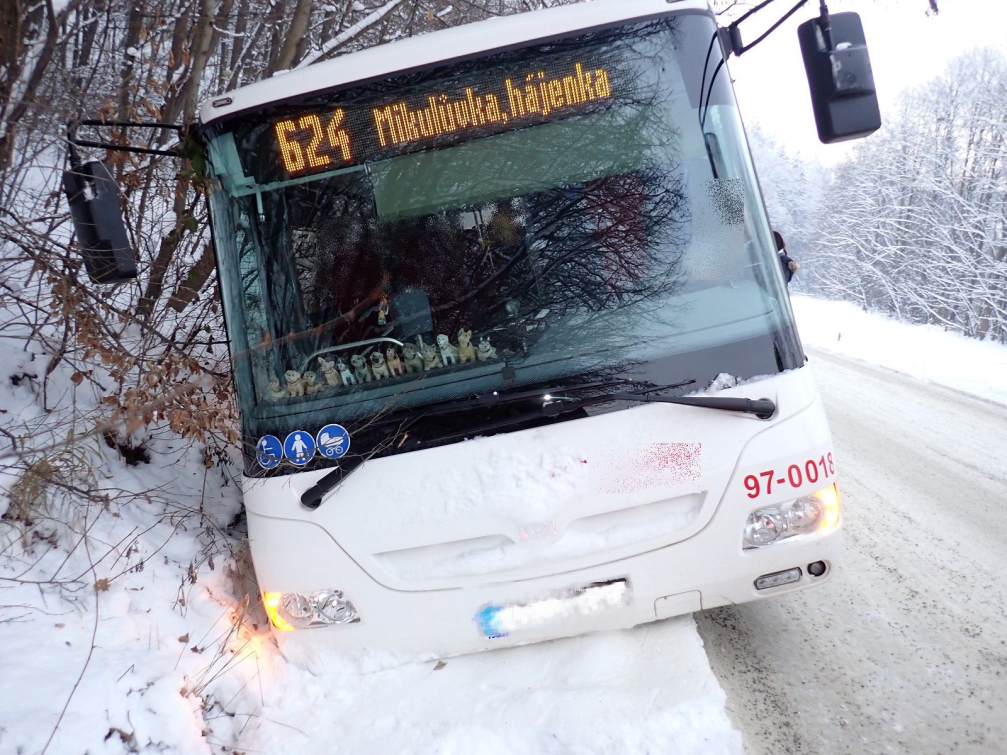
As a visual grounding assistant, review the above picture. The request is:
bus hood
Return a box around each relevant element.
[243,369,818,591]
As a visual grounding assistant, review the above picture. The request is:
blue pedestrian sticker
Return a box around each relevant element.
[256,435,283,469]
[283,430,316,466]
[316,424,351,460]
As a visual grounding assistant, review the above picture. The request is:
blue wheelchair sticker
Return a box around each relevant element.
[283,431,315,466]
[256,435,283,469]
[316,424,350,460]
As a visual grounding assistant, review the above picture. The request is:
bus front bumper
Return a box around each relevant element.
[249,508,841,659]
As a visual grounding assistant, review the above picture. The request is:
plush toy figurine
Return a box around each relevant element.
[437,334,459,366]
[303,370,325,394]
[385,346,404,377]
[285,369,306,396]
[317,356,341,387]
[267,375,287,400]
[402,343,424,373]
[336,357,356,386]
[370,351,390,380]
[457,328,475,363]
[351,353,373,383]
[476,337,497,362]
[421,343,442,370]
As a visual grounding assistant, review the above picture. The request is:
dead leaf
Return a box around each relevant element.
[433,660,446,671]
[70,371,85,385]
[94,578,110,592]
[178,633,189,644]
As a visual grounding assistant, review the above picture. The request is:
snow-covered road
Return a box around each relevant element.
[697,348,1007,754]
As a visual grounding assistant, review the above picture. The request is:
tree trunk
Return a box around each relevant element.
[116,0,146,123]
[0,0,66,172]
[270,0,313,74]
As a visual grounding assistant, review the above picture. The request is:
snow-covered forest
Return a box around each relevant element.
[1,0,1005,752]
[751,48,1007,343]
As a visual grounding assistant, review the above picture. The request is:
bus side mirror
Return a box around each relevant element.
[798,12,881,144]
[62,160,137,283]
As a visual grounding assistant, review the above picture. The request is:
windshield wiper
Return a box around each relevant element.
[373,379,640,424]
[414,390,776,448]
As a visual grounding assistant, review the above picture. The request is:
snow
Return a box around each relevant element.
[792,295,1007,407]
[0,339,738,752]
[384,493,702,582]
[0,310,251,754]
[6,288,1007,752]
[410,445,594,525]
[699,318,1007,753]
[0,429,248,754]
[294,0,406,70]
[230,617,741,754]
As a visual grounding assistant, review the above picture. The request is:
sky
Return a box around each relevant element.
[727,0,1007,163]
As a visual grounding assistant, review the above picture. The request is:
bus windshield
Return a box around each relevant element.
[204,13,803,472]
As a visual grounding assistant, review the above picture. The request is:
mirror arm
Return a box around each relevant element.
[724,0,811,57]
[67,120,184,158]
[66,124,82,169]
[817,0,835,52]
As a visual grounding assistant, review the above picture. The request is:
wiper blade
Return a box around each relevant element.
[376,379,637,424]
[419,389,776,447]
[605,393,777,418]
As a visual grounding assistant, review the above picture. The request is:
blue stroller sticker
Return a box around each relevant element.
[316,424,351,460]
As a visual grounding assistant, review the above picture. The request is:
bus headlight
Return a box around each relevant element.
[263,589,358,630]
[316,591,356,625]
[743,484,840,549]
[744,508,787,546]
[786,495,824,534]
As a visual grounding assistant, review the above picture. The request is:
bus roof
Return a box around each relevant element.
[198,0,710,127]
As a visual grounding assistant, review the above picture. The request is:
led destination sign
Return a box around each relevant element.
[270,61,615,178]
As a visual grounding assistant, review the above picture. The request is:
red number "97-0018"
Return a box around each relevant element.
[744,453,835,498]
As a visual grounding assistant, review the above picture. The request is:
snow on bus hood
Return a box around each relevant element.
[380,439,705,581]
[406,440,702,527]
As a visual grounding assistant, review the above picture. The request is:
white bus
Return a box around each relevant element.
[184,0,862,655]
